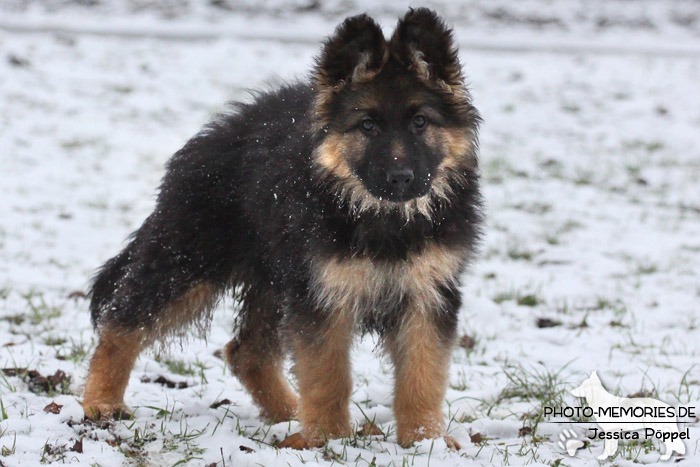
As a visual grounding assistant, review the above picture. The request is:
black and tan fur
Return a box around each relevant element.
[82,8,483,449]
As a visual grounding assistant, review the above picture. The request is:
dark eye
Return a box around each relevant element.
[413,115,427,129]
[361,119,375,133]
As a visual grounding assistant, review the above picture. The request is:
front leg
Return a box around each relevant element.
[385,294,458,447]
[281,310,355,448]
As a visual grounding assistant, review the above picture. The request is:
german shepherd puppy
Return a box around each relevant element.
[82,8,483,450]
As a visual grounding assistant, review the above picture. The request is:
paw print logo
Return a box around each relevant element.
[558,429,586,456]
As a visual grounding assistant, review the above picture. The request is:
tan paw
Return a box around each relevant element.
[397,425,444,448]
[82,401,132,421]
[278,432,313,450]
[444,435,462,451]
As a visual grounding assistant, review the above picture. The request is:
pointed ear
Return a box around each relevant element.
[591,371,600,381]
[390,8,463,86]
[314,14,388,88]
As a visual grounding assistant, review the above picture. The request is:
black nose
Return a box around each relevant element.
[386,169,414,189]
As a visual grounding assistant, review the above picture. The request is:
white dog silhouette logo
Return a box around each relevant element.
[571,371,686,460]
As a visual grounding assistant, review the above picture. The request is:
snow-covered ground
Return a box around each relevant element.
[2,1,700,466]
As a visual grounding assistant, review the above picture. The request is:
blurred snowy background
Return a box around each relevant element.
[1,1,700,465]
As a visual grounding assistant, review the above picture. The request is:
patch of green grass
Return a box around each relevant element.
[635,261,659,275]
[85,199,108,210]
[112,85,134,94]
[163,421,208,464]
[626,164,641,178]
[543,219,583,248]
[573,170,594,185]
[496,362,569,409]
[483,157,514,184]
[20,289,62,325]
[451,367,471,391]
[517,294,540,307]
[544,233,560,245]
[0,398,8,420]
[489,361,574,437]
[560,102,580,113]
[493,289,542,307]
[609,331,659,360]
[595,297,628,320]
[40,439,69,464]
[44,336,67,346]
[539,159,564,179]
[109,421,159,465]
[509,202,552,215]
[164,358,195,376]
[1,431,17,457]
[560,219,583,233]
[493,290,516,304]
[507,245,535,261]
[0,368,17,393]
[61,138,99,150]
[0,314,25,325]
[617,437,655,461]
[67,337,92,364]
[624,139,665,153]
[665,366,699,405]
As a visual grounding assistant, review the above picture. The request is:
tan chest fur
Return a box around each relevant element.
[310,243,466,318]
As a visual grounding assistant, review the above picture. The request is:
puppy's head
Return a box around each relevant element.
[311,9,480,214]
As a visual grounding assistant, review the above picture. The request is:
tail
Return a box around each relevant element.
[89,243,136,327]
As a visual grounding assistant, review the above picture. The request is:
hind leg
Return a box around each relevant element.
[225,291,297,422]
[82,327,144,419]
[83,280,219,419]
[84,247,144,417]
[83,221,223,420]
